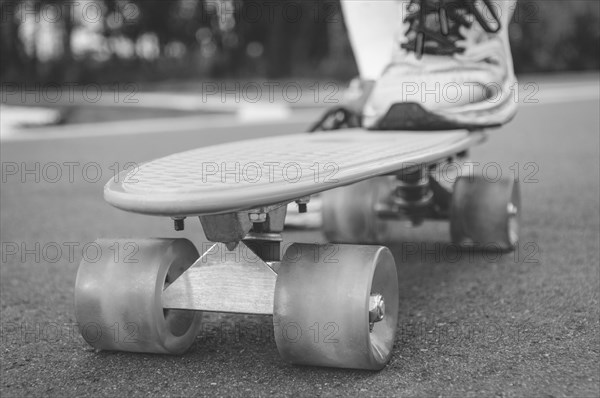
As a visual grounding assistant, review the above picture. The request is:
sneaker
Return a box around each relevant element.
[363,0,518,130]
[308,78,374,132]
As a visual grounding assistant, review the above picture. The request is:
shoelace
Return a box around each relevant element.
[402,0,502,58]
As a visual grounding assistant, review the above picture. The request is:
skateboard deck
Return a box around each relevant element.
[106,129,485,216]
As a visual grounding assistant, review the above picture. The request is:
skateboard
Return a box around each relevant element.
[75,128,520,370]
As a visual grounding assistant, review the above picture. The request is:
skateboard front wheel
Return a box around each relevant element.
[450,176,520,250]
[74,238,201,354]
[322,177,397,244]
[274,243,399,370]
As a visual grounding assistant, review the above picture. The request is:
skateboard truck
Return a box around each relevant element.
[373,165,440,225]
[162,202,395,346]
[376,152,471,225]
[391,166,434,225]
[162,240,278,315]
[197,203,286,257]
[163,205,289,315]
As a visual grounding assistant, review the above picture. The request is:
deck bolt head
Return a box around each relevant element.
[507,202,519,246]
[295,197,310,213]
[369,293,385,323]
[173,218,185,231]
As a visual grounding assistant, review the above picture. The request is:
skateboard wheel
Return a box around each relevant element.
[322,177,398,244]
[74,238,201,354]
[450,176,520,250]
[274,243,399,370]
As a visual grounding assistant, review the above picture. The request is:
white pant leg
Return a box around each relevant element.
[340,0,400,80]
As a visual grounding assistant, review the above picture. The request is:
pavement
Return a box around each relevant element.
[1,75,599,397]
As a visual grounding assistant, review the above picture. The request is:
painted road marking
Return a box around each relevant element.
[1,81,598,142]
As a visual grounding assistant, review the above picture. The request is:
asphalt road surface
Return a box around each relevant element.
[1,78,599,397]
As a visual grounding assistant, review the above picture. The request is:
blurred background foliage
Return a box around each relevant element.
[1,0,599,85]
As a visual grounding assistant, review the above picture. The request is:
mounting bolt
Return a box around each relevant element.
[173,218,185,231]
[249,212,267,223]
[295,197,310,213]
[369,293,385,324]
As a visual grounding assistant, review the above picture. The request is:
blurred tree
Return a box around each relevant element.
[0,0,598,85]
[510,0,600,73]
[0,0,27,80]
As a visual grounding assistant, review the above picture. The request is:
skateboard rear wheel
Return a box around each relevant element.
[450,176,520,250]
[74,238,201,354]
[274,243,399,370]
[322,177,397,244]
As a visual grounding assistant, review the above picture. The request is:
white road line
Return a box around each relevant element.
[521,84,600,106]
[1,81,598,142]
[0,110,317,142]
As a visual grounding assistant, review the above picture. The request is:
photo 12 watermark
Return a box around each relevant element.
[1,82,140,105]
[195,161,340,184]
[200,81,341,104]
[399,241,541,265]
[1,240,141,265]
[1,162,139,184]
[0,1,541,26]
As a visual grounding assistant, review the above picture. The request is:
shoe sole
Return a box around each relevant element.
[373,102,500,131]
